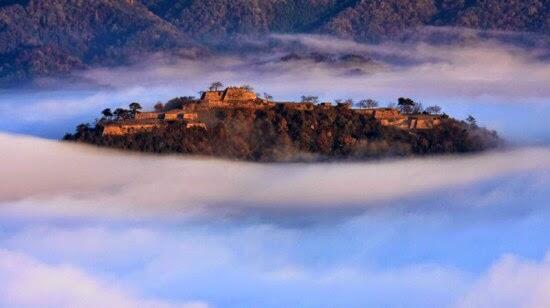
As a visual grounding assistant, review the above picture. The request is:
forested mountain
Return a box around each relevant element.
[141,0,550,37]
[1,0,548,83]
[0,0,197,83]
[325,0,550,40]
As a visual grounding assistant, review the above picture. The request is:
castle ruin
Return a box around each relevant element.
[102,86,442,136]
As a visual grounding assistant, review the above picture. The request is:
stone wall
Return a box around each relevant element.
[222,87,257,101]
[201,87,258,107]
[103,123,161,136]
[201,91,223,102]
[134,112,159,120]
[163,111,199,121]
[186,123,207,129]
[408,115,442,129]
[106,93,441,137]
[373,108,401,119]
[355,108,441,130]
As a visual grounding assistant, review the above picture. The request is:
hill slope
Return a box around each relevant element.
[1,0,548,83]
[0,0,197,83]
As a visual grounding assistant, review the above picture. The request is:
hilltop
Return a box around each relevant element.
[1,0,549,83]
[64,84,501,162]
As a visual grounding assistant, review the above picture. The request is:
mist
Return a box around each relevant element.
[0,130,548,307]
[1,134,549,306]
[1,32,550,143]
[1,29,549,307]
[1,133,549,221]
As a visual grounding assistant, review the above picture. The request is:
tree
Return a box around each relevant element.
[154,102,164,112]
[241,84,254,92]
[76,123,90,135]
[397,97,416,114]
[343,98,353,105]
[129,102,142,114]
[466,115,477,127]
[338,99,353,108]
[357,99,378,109]
[412,102,424,114]
[425,105,442,114]
[264,93,274,102]
[209,81,224,91]
[301,96,319,104]
[114,108,130,120]
[101,108,113,119]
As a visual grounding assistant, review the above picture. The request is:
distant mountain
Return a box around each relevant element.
[1,0,548,83]
[324,0,550,41]
[142,0,550,38]
[0,0,197,84]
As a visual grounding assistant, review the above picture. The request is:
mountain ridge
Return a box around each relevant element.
[1,0,548,83]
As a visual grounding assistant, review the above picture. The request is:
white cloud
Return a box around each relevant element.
[0,249,208,308]
[67,33,550,102]
[0,224,471,307]
[0,213,548,307]
[1,133,549,220]
[457,254,550,308]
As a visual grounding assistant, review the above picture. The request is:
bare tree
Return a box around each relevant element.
[425,105,442,114]
[337,98,353,108]
[301,96,319,104]
[412,102,424,114]
[209,81,224,91]
[357,99,379,109]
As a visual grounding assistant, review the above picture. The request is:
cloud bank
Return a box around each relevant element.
[0,222,547,308]
[0,249,207,308]
[458,254,550,308]
[69,32,550,101]
[0,132,548,307]
[1,133,549,221]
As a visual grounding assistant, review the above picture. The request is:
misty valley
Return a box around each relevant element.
[0,1,549,307]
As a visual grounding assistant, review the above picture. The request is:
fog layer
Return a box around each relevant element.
[1,133,549,221]
[0,30,549,307]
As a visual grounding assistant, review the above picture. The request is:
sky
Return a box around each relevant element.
[0,31,549,307]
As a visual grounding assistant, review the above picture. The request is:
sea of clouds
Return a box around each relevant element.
[0,29,549,307]
[0,134,549,307]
